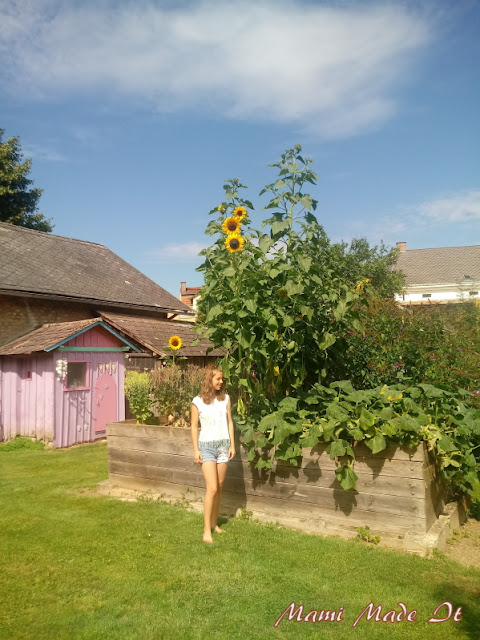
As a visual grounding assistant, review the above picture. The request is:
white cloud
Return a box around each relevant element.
[0,0,432,137]
[415,190,480,223]
[368,189,480,246]
[23,144,67,162]
[146,242,207,262]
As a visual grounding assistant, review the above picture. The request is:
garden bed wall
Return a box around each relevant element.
[100,422,455,551]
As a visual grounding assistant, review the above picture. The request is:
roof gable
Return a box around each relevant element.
[0,222,191,313]
[0,319,142,356]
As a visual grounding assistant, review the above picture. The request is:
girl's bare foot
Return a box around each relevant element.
[213,526,226,534]
[203,532,214,543]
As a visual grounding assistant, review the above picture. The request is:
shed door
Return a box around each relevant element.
[93,374,117,432]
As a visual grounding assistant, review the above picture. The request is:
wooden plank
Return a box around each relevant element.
[220,491,427,534]
[108,460,429,518]
[107,423,191,440]
[107,435,427,480]
[106,474,427,534]
[108,447,428,499]
[106,423,425,461]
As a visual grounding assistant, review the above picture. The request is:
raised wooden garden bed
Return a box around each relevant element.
[98,421,467,555]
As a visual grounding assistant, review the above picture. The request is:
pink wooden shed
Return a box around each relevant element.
[0,318,141,447]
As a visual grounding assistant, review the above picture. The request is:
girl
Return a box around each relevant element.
[191,365,236,543]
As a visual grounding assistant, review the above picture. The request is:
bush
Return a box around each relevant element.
[0,436,45,452]
[151,364,204,423]
[124,371,155,424]
[336,299,480,400]
[240,380,480,500]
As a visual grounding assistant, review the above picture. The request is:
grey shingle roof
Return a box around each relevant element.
[0,222,191,313]
[393,245,480,285]
[100,313,225,358]
[0,318,101,355]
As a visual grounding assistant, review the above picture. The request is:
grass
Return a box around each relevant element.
[1,443,479,640]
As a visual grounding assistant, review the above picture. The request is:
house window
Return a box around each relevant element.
[464,275,472,280]
[65,362,89,390]
[469,291,479,296]
[422,294,432,298]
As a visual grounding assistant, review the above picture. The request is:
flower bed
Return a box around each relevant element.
[99,421,467,555]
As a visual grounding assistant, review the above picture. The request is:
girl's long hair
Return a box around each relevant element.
[200,365,226,404]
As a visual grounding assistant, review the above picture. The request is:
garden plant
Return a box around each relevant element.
[194,145,480,505]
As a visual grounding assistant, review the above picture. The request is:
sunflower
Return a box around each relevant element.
[222,216,242,235]
[225,234,245,253]
[168,335,183,350]
[217,204,224,212]
[233,206,247,221]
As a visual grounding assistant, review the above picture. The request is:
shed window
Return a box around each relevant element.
[65,362,89,390]
[469,291,479,296]
[422,293,432,298]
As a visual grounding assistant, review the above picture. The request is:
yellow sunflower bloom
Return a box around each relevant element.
[273,365,280,376]
[233,206,247,220]
[225,234,245,253]
[168,335,183,350]
[222,216,242,235]
[217,204,224,212]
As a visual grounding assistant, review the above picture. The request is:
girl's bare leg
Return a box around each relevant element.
[211,462,228,533]
[201,462,219,543]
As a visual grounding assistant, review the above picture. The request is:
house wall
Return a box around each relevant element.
[0,294,169,347]
[0,294,95,346]
[0,354,55,442]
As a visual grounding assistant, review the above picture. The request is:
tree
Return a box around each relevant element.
[329,237,405,299]
[0,129,53,232]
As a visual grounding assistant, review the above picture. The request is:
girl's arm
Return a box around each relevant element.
[191,403,202,464]
[227,396,236,459]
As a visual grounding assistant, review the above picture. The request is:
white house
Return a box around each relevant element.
[393,242,480,305]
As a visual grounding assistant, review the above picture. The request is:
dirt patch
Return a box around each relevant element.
[443,518,480,569]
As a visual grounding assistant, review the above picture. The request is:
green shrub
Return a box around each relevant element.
[337,299,480,399]
[0,436,45,452]
[237,380,480,500]
[124,371,155,424]
[151,364,204,423]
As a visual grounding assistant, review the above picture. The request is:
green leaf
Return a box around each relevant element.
[328,439,347,458]
[317,332,336,350]
[437,437,458,453]
[223,265,236,277]
[259,234,273,254]
[206,304,223,321]
[284,280,304,297]
[282,314,294,327]
[272,220,288,235]
[298,256,312,272]
[278,397,299,412]
[359,407,375,429]
[299,195,313,210]
[300,305,313,321]
[365,433,387,454]
[244,298,257,314]
[335,465,358,491]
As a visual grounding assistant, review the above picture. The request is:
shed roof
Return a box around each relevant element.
[0,318,140,356]
[393,245,480,286]
[0,222,191,313]
[100,313,225,358]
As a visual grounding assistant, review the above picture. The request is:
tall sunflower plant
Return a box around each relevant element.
[194,145,365,470]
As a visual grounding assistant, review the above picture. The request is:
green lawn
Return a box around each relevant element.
[1,442,479,640]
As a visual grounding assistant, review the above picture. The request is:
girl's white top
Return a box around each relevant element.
[192,394,230,442]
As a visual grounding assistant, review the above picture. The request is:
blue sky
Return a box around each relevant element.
[1,0,479,299]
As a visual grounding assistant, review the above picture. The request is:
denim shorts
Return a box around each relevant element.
[198,439,230,463]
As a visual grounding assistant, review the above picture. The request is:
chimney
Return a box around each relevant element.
[396,242,407,252]
[180,281,186,295]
